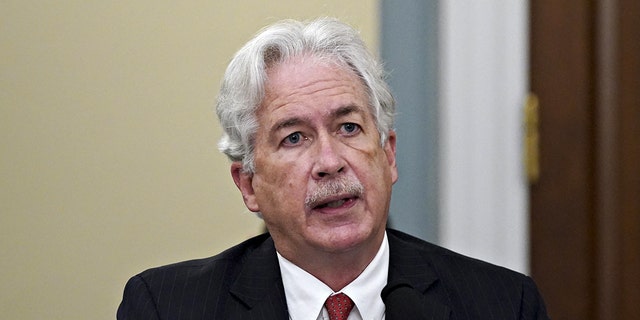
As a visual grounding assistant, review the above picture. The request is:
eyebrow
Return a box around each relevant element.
[271,105,363,133]
[272,117,306,133]
[332,105,360,118]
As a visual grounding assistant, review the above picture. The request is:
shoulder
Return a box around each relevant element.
[387,229,549,318]
[387,228,525,280]
[117,233,276,319]
[387,229,544,301]
[135,233,273,287]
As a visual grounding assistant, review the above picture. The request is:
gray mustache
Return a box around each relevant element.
[305,177,364,208]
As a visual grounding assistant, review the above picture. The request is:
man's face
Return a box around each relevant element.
[232,56,397,261]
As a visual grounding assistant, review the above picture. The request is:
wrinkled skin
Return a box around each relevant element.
[231,55,398,289]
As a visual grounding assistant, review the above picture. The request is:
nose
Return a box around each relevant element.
[312,135,346,180]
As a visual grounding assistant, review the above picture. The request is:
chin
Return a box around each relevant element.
[314,223,376,252]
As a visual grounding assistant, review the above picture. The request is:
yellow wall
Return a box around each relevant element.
[0,1,378,318]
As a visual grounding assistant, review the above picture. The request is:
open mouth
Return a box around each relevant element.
[312,196,358,210]
[305,177,364,210]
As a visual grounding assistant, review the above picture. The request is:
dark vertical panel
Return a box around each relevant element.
[381,0,439,242]
[529,1,595,319]
[594,1,618,319]
[612,0,640,317]
[530,0,640,318]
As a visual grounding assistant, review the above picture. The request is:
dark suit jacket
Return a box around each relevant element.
[117,229,549,319]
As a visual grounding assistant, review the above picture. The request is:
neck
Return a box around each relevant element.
[276,233,385,292]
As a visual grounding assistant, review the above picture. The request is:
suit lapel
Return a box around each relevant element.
[226,231,450,319]
[387,230,451,320]
[229,236,289,319]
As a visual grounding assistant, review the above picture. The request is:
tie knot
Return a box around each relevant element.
[324,293,354,320]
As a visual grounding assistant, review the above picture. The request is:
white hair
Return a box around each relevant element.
[216,18,395,173]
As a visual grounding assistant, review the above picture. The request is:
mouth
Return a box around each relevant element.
[309,195,359,211]
[305,176,364,212]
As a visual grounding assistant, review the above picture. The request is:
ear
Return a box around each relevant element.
[384,131,399,184]
[231,162,260,212]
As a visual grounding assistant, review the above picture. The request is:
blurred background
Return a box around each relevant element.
[1,1,637,319]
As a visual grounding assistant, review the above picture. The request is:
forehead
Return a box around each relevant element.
[260,55,370,115]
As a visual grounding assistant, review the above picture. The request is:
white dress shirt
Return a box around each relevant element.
[277,232,389,320]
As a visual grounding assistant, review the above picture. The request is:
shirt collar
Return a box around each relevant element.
[277,232,389,320]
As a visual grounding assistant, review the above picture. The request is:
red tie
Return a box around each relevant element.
[324,293,354,320]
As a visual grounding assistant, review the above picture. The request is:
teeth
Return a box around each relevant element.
[325,199,346,208]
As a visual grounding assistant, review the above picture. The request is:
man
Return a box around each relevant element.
[118,18,549,319]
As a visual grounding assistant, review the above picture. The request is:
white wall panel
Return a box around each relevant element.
[439,1,530,273]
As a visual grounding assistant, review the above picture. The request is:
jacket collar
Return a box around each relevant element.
[229,236,289,318]
[387,229,451,320]
[229,230,450,319]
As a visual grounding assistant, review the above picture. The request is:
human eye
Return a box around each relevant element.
[281,132,305,146]
[339,123,361,136]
